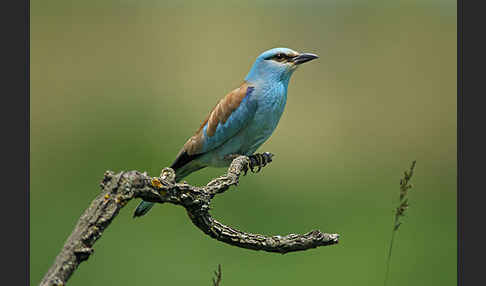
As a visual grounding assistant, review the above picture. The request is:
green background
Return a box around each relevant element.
[31,1,456,285]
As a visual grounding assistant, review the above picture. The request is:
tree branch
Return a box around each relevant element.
[40,154,339,286]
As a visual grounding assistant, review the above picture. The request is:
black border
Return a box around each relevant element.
[457,1,463,285]
[460,0,486,285]
[3,0,29,284]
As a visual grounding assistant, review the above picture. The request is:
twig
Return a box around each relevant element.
[384,160,417,286]
[40,154,339,286]
[212,264,222,286]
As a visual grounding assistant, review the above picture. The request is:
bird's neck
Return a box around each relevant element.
[246,71,291,95]
[245,64,294,88]
[248,77,290,99]
[246,74,292,85]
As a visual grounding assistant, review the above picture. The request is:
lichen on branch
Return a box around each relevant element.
[40,153,339,286]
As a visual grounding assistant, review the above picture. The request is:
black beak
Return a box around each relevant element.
[292,53,319,65]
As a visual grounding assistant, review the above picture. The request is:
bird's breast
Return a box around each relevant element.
[247,83,288,141]
[257,83,287,124]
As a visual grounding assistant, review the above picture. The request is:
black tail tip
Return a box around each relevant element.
[132,208,147,219]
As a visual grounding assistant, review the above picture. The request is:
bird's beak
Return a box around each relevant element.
[292,53,319,65]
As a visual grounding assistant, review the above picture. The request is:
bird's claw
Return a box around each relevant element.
[249,155,259,173]
[247,152,274,174]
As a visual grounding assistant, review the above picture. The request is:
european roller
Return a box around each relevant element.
[134,47,318,217]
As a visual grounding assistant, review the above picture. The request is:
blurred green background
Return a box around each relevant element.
[31,0,456,285]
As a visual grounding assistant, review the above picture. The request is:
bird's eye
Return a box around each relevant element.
[272,53,288,62]
[265,53,289,62]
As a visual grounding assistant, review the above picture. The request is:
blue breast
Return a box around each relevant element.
[242,81,288,154]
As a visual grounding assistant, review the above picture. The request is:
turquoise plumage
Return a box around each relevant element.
[134,47,318,217]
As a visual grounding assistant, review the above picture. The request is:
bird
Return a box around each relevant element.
[133,47,318,218]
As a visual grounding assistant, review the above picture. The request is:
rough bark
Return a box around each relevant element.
[40,154,339,286]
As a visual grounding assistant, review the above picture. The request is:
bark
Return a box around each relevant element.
[40,154,339,286]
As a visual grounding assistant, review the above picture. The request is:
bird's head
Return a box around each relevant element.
[245,47,319,84]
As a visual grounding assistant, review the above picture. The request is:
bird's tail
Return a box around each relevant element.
[133,160,206,218]
[133,200,156,218]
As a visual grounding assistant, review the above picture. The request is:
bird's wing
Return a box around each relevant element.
[171,81,257,170]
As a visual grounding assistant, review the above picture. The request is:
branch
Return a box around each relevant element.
[40,153,339,286]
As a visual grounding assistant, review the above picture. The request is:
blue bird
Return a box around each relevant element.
[134,47,318,217]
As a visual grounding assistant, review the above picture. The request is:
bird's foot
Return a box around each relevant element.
[245,152,274,175]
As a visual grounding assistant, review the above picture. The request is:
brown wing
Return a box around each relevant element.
[170,81,253,171]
